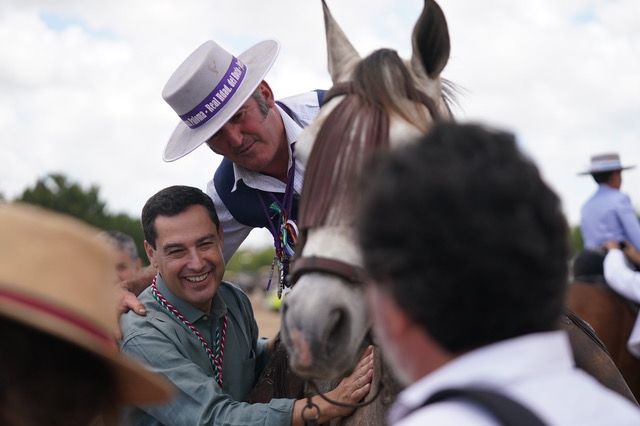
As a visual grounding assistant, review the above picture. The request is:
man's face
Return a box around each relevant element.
[206,82,286,177]
[114,249,141,282]
[145,205,225,313]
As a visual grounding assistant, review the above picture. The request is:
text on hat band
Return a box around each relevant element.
[179,56,247,129]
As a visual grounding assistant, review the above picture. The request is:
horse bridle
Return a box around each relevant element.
[288,255,368,287]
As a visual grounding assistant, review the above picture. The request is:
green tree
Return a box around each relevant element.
[16,173,147,264]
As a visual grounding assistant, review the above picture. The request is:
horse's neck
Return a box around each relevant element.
[302,225,363,267]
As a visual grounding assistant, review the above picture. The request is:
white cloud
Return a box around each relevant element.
[1,0,639,251]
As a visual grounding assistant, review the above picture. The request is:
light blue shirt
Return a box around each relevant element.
[580,184,640,250]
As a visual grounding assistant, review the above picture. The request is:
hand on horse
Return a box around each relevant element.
[291,345,375,425]
[328,344,375,416]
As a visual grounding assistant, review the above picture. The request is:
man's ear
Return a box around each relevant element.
[258,80,276,106]
[383,293,412,339]
[143,240,157,268]
[217,225,225,257]
[367,284,412,340]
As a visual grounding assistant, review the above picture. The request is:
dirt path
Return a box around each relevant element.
[249,291,281,339]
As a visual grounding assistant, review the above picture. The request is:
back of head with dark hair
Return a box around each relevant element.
[142,185,220,248]
[357,122,569,353]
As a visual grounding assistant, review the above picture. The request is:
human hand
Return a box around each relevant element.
[327,345,375,417]
[116,286,146,316]
[119,265,156,296]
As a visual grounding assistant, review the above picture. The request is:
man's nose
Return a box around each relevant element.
[186,249,206,270]
[218,123,243,147]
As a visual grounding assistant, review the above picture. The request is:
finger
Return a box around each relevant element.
[354,346,374,370]
[123,292,146,316]
[349,382,371,402]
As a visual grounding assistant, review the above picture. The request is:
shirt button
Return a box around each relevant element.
[202,315,209,321]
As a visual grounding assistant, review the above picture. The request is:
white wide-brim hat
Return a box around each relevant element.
[162,39,280,162]
[0,203,173,405]
[578,152,636,175]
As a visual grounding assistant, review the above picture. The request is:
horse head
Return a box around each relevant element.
[280,0,453,381]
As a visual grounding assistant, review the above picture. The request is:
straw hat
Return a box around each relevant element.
[0,203,173,404]
[162,39,280,162]
[578,153,636,175]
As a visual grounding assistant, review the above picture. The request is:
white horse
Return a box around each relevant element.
[281,0,452,382]
[276,1,637,423]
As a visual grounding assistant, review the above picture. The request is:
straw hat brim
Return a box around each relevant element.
[163,40,280,162]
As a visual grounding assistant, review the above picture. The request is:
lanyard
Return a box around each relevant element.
[258,144,299,297]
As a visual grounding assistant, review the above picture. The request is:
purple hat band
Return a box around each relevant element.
[179,56,247,129]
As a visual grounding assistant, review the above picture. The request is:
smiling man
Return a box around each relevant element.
[120,185,373,425]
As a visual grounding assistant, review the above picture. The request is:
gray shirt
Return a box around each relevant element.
[120,276,293,425]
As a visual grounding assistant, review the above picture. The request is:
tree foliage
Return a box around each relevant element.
[15,173,148,264]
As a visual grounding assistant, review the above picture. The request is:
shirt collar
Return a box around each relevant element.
[230,103,302,192]
[155,274,227,323]
[390,330,573,423]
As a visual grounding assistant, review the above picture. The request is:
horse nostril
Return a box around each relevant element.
[324,308,349,357]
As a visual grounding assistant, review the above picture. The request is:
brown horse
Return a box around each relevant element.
[567,249,640,400]
[250,0,638,422]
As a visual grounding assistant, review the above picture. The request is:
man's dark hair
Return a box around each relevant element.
[142,185,220,248]
[357,122,569,353]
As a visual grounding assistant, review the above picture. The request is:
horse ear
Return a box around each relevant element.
[322,0,361,83]
[410,0,450,78]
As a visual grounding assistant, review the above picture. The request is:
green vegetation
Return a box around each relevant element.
[13,173,148,264]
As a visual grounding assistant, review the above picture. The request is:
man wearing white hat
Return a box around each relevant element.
[162,39,323,266]
[579,153,640,251]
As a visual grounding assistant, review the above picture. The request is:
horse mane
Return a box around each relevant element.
[299,48,441,234]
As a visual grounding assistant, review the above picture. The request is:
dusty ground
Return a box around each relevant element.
[249,290,281,339]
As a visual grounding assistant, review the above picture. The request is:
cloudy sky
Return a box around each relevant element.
[1,0,639,249]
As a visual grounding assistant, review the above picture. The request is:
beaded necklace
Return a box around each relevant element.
[151,276,228,387]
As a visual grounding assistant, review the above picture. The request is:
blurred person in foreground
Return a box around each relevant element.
[0,203,172,426]
[357,123,640,425]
